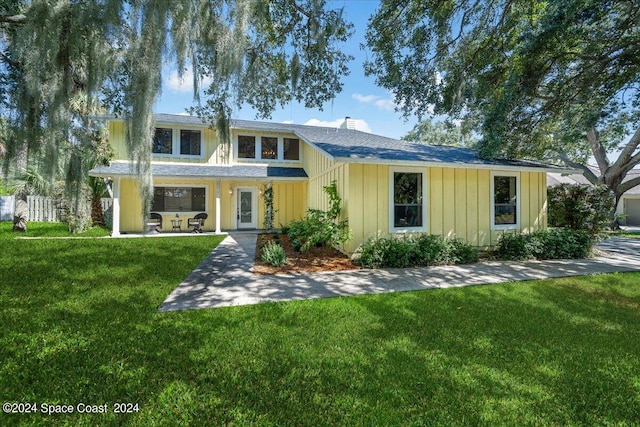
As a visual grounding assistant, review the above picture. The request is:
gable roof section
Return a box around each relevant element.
[90,161,307,180]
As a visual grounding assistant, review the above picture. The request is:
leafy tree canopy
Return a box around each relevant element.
[0,0,353,223]
[402,118,476,146]
[365,0,640,204]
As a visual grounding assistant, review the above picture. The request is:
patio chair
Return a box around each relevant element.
[148,212,163,233]
[188,213,208,233]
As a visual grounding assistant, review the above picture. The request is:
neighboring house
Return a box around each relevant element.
[89,113,573,252]
[548,170,640,226]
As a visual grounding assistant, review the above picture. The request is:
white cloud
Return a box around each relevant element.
[165,68,213,93]
[352,93,379,103]
[352,93,397,111]
[281,120,294,124]
[304,118,372,133]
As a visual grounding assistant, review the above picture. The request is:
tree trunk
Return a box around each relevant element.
[13,195,27,232]
[610,192,623,230]
[13,138,28,232]
[91,196,105,227]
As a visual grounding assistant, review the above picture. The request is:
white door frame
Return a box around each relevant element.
[235,186,258,229]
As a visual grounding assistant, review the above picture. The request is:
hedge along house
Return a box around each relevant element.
[89,113,574,252]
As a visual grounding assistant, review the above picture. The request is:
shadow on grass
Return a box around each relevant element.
[347,277,640,425]
[1,235,639,425]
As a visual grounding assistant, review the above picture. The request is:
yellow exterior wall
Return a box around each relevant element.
[108,121,222,164]
[117,177,305,233]
[119,178,143,232]
[302,142,349,214]
[341,164,548,252]
[231,129,304,168]
[219,180,306,230]
[111,123,548,246]
[345,164,389,253]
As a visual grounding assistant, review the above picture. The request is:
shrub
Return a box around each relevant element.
[287,181,350,252]
[414,233,449,265]
[548,183,613,233]
[495,229,594,261]
[448,237,480,264]
[261,240,287,267]
[533,229,594,259]
[356,234,479,269]
[494,232,541,261]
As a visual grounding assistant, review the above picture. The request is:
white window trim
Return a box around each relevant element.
[178,128,205,158]
[152,126,204,160]
[490,171,520,230]
[151,184,208,215]
[389,166,428,233]
[233,133,301,163]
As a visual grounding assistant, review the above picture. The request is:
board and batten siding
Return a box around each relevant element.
[116,177,305,232]
[302,142,349,215]
[108,121,225,164]
[344,165,547,252]
[219,180,306,230]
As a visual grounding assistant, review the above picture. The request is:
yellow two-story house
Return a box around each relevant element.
[90,113,574,252]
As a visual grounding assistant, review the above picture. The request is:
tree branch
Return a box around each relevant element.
[557,152,599,184]
[618,175,640,195]
[0,14,26,24]
[586,127,610,174]
[612,124,640,171]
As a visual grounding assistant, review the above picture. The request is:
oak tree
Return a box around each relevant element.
[366,0,640,225]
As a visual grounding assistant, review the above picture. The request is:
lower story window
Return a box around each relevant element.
[493,174,518,226]
[393,171,424,229]
[152,187,205,212]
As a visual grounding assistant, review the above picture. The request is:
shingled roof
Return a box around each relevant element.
[90,162,307,180]
[102,113,574,173]
[231,117,571,172]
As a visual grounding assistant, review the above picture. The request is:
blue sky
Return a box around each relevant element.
[154,0,418,140]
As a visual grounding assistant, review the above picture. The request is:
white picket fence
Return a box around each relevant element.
[0,195,112,222]
[27,196,62,222]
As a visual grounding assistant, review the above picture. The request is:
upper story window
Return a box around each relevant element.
[389,167,426,233]
[236,135,301,162]
[238,135,256,159]
[261,137,278,159]
[153,128,173,154]
[152,127,203,158]
[491,172,520,229]
[180,130,201,156]
[283,138,300,160]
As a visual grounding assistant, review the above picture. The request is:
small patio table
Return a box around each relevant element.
[171,218,182,232]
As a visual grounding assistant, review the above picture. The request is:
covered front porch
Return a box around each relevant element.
[89,162,308,236]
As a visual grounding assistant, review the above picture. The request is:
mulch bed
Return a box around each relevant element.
[253,233,359,275]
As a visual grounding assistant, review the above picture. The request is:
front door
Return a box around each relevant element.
[237,187,257,229]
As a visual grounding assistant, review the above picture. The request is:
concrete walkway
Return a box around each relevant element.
[159,235,640,311]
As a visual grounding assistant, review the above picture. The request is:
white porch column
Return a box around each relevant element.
[215,180,221,233]
[111,177,121,237]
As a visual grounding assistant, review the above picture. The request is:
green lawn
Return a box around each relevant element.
[610,230,640,239]
[1,224,639,426]
[0,221,111,238]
